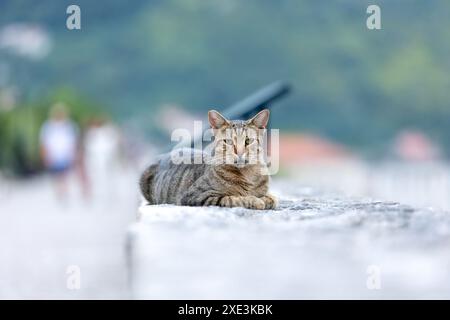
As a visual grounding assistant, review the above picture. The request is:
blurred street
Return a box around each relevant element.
[0,169,139,299]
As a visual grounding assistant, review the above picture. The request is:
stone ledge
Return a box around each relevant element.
[127,187,450,299]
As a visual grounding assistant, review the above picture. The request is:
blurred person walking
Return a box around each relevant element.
[39,103,79,200]
[84,116,122,204]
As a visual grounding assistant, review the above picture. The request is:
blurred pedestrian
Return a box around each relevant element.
[84,116,121,203]
[39,103,79,200]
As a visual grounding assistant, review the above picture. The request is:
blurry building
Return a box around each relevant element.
[277,133,450,210]
[393,130,441,161]
[279,133,351,165]
[277,133,367,196]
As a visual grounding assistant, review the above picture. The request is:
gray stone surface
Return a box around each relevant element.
[129,181,450,299]
[2,173,449,299]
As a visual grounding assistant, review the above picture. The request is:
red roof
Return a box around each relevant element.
[277,134,351,164]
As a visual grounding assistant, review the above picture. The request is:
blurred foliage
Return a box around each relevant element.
[0,89,105,175]
[1,0,450,157]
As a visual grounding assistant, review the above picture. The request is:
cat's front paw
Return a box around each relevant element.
[241,196,265,210]
[219,196,265,210]
[261,194,278,209]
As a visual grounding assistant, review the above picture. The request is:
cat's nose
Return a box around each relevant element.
[236,145,245,157]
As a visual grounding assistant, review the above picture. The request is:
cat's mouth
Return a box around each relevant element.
[235,162,247,168]
[212,154,260,166]
[234,156,258,167]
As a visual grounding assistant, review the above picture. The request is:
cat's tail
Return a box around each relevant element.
[139,164,158,204]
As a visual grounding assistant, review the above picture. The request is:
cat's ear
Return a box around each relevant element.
[208,110,229,129]
[248,109,270,128]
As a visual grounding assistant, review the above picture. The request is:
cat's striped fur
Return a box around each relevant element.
[139,109,277,210]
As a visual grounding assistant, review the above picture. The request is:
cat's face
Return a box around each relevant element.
[208,109,269,166]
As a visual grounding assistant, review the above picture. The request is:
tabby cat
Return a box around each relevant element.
[139,109,277,210]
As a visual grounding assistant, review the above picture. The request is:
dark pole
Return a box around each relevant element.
[221,81,291,121]
[183,81,291,149]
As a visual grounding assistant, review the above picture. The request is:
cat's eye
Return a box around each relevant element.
[245,138,255,145]
[223,139,233,145]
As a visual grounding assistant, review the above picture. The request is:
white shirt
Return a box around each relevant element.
[40,119,78,166]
